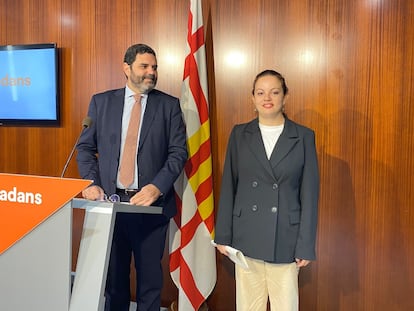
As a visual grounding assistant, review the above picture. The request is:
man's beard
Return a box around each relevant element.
[137,74,157,94]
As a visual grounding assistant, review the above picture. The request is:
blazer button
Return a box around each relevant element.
[271,206,278,213]
[252,181,258,188]
[272,183,278,189]
[252,205,258,211]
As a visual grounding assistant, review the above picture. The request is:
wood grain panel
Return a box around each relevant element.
[0,0,6,43]
[1,0,413,310]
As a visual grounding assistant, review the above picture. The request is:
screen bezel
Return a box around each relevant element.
[0,43,60,127]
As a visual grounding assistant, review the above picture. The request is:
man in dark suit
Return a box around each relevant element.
[76,43,187,311]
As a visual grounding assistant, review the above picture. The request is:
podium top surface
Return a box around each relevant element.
[71,198,162,215]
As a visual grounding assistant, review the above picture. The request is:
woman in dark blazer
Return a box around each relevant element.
[214,70,319,311]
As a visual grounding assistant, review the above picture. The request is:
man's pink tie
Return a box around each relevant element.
[119,94,142,188]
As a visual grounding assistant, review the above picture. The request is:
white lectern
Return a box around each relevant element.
[0,174,162,311]
[69,199,162,311]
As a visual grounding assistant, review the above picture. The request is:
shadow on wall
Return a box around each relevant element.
[329,108,410,309]
[294,108,411,310]
[294,109,359,310]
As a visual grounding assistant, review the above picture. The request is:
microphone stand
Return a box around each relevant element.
[60,117,91,178]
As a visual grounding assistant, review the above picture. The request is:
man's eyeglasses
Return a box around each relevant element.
[102,193,121,203]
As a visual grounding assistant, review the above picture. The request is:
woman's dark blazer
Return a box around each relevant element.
[214,118,319,263]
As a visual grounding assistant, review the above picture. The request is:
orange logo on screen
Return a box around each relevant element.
[0,174,92,255]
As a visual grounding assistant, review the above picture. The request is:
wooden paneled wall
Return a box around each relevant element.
[1,0,413,310]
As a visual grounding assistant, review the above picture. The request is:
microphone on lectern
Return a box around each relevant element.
[81,117,92,128]
[60,117,92,178]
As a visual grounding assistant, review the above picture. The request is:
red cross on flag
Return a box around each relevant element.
[169,0,217,310]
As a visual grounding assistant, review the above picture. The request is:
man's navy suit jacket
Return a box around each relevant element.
[76,87,188,219]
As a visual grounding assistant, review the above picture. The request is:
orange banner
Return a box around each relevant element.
[0,174,92,255]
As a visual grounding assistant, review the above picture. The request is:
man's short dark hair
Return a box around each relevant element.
[124,44,156,65]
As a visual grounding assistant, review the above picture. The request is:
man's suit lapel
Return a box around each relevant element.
[269,119,299,168]
[138,92,157,148]
[110,88,126,144]
[107,88,125,130]
[107,89,125,185]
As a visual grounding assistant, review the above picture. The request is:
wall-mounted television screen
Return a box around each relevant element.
[0,43,59,126]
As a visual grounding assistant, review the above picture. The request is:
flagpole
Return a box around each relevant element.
[169,0,217,310]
